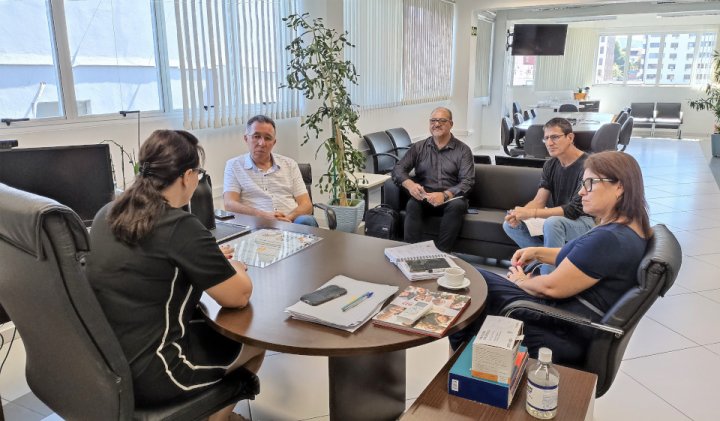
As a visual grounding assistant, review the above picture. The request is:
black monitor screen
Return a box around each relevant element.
[0,144,114,223]
[511,24,568,56]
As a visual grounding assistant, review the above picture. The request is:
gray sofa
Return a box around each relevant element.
[384,164,542,260]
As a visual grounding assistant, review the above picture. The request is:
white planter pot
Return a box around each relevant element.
[712,133,720,157]
[328,200,365,233]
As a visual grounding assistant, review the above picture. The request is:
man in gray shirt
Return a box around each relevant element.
[392,107,474,252]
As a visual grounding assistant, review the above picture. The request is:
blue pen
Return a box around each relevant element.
[342,292,373,312]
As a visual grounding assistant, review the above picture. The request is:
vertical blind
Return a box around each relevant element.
[534,28,597,91]
[344,0,454,110]
[173,0,298,129]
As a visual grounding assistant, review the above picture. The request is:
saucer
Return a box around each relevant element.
[437,276,471,290]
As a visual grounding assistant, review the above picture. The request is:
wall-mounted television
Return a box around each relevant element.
[511,24,568,56]
[0,144,115,225]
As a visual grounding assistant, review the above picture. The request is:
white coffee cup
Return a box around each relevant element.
[444,267,466,287]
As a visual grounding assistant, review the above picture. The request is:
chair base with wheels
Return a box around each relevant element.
[0,183,260,420]
[499,224,681,397]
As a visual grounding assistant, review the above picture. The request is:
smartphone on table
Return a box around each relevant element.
[214,209,234,220]
[300,285,348,306]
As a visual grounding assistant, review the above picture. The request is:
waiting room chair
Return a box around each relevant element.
[618,117,634,152]
[0,183,260,420]
[523,124,549,159]
[363,131,400,175]
[630,102,655,132]
[590,122,622,153]
[501,116,523,157]
[558,103,579,112]
[298,163,337,230]
[523,110,532,121]
[500,224,681,397]
[494,155,546,168]
[654,102,683,139]
[385,127,412,160]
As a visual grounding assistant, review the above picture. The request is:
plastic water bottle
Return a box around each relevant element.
[526,347,559,419]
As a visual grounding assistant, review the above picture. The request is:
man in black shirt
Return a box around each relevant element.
[504,117,595,274]
[392,107,474,252]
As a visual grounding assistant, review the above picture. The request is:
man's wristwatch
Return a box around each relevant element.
[442,192,449,201]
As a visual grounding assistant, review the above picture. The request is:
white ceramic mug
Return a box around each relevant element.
[444,267,466,287]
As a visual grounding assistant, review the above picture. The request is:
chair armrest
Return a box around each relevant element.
[679,111,683,122]
[371,152,400,162]
[395,146,410,151]
[313,203,337,230]
[500,300,624,337]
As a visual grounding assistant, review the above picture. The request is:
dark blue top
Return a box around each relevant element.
[556,223,648,314]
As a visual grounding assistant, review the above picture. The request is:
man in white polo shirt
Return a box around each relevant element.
[223,115,318,226]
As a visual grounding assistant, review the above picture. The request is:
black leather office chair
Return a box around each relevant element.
[363,131,400,174]
[385,128,412,160]
[512,112,526,146]
[615,110,629,126]
[558,103,579,112]
[618,117,634,152]
[501,116,523,157]
[512,101,523,116]
[0,183,260,420]
[522,124,548,159]
[501,224,681,398]
[298,163,337,230]
[590,122,622,153]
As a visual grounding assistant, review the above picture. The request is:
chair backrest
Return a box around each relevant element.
[585,224,682,397]
[630,102,655,119]
[385,128,412,160]
[473,154,492,164]
[363,131,398,174]
[655,102,681,119]
[0,183,134,420]
[590,122,622,153]
[512,112,524,125]
[618,117,634,150]
[523,124,549,159]
[523,110,532,121]
[494,155,547,168]
[558,103,579,112]
[529,108,537,118]
[615,111,629,125]
[512,101,523,115]
[298,163,313,202]
[500,116,514,148]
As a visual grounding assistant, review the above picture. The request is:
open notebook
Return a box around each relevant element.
[384,240,459,281]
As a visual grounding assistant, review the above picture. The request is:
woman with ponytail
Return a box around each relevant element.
[88,130,263,421]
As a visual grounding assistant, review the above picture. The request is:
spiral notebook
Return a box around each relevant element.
[384,241,459,281]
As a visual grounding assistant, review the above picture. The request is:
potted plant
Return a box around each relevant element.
[282,13,366,231]
[574,87,587,100]
[688,50,720,157]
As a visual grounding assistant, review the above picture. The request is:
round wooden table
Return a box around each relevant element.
[201,215,488,421]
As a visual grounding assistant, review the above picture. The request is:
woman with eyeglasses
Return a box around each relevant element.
[450,151,651,363]
[87,130,263,421]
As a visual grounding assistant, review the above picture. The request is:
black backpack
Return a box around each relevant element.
[364,204,401,240]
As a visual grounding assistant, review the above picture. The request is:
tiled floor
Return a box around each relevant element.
[2,137,719,420]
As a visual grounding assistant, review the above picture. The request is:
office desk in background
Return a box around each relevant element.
[515,112,615,152]
[200,214,488,421]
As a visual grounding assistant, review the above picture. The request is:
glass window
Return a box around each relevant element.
[0,0,63,119]
[595,35,627,84]
[64,0,161,115]
[626,35,647,84]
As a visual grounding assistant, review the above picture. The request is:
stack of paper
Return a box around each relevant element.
[285,275,398,332]
[471,316,524,384]
[384,240,459,281]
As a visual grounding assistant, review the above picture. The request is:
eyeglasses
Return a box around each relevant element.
[581,177,616,192]
[542,134,566,144]
[429,118,450,125]
[193,168,207,180]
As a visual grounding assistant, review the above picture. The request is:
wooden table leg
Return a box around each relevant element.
[328,350,406,421]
